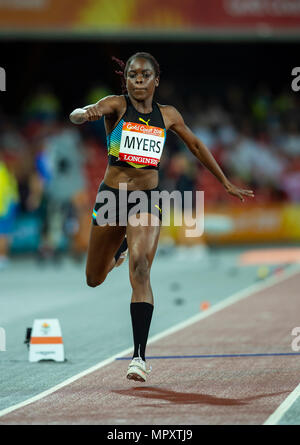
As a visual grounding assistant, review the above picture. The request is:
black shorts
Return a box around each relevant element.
[92,182,162,226]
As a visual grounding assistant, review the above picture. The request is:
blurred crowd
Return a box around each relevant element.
[158,82,300,206]
[0,82,299,265]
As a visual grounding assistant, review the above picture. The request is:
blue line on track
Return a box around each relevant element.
[116,352,300,360]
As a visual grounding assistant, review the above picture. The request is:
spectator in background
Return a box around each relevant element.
[282,121,300,158]
[280,122,300,202]
[281,160,300,202]
[0,151,19,269]
[226,120,271,186]
[36,120,88,262]
[192,114,217,150]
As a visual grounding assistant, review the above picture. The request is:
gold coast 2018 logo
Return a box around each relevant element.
[41,322,50,335]
[0,67,6,91]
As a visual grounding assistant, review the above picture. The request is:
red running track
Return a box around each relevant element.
[1,271,300,425]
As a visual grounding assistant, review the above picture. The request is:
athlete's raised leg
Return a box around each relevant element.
[85,224,126,288]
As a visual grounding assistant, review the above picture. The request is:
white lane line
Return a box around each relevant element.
[0,265,299,419]
[0,347,134,418]
[263,382,300,425]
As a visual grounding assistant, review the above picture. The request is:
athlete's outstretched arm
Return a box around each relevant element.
[165,106,254,202]
[69,95,123,124]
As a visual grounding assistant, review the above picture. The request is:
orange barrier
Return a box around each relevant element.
[239,248,300,265]
[159,204,300,245]
[70,203,300,249]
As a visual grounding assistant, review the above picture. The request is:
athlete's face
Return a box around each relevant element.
[126,57,159,101]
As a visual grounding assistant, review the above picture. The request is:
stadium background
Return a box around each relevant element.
[0,0,300,259]
[1,0,300,427]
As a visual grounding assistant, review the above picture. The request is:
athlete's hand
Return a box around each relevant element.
[69,104,103,124]
[223,181,255,202]
[69,108,88,124]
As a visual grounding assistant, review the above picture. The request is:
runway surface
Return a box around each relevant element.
[1,245,300,425]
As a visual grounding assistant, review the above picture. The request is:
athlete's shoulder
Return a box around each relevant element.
[157,103,173,111]
[157,104,182,117]
[157,104,184,130]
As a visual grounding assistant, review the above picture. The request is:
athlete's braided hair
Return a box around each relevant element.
[112,52,160,93]
[112,56,127,93]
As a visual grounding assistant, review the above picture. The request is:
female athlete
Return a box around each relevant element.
[69,52,254,382]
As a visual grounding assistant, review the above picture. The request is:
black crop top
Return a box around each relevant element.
[107,95,167,171]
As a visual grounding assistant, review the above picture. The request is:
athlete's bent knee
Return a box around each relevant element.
[86,272,107,288]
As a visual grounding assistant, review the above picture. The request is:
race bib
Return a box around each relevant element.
[119,122,165,167]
